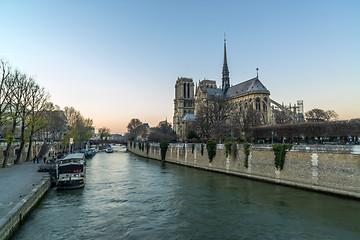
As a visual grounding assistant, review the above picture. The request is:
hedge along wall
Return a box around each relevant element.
[127,142,360,199]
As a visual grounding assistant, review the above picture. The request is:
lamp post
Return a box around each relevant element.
[69,138,74,153]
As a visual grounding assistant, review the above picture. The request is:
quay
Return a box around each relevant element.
[128,142,360,199]
[0,163,50,240]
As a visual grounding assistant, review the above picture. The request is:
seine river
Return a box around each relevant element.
[12,151,360,240]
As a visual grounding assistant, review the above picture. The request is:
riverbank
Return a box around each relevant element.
[127,142,360,199]
[0,162,50,240]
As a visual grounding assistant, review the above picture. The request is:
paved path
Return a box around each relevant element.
[0,162,48,217]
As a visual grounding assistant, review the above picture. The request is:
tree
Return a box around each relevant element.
[127,118,144,140]
[42,104,67,140]
[324,110,338,122]
[78,118,94,145]
[305,108,326,122]
[25,86,51,161]
[306,108,338,122]
[230,103,262,141]
[15,77,34,163]
[98,127,111,140]
[127,118,142,132]
[195,95,235,141]
[62,106,94,151]
[273,109,293,124]
[0,59,13,127]
[148,120,176,142]
[2,70,30,166]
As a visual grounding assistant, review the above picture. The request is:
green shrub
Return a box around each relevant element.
[187,130,199,140]
[206,140,217,162]
[160,140,169,160]
[225,142,232,158]
[272,144,292,170]
[243,143,251,168]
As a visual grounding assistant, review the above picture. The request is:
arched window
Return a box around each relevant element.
[263,97,268,112]
[183,84,186,98]
[256,97,261,111]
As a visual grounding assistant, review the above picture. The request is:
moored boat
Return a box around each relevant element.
[56,153,86,190]
[84,149,96,158]
[105,146,114,153]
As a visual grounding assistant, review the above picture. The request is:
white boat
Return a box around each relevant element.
[55,153,86,189]
[105,146,114,153]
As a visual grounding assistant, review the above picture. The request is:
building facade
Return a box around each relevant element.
[173,77,195,138]
[173,38,303,139]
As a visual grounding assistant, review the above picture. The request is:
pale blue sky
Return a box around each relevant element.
[1,0,359,134]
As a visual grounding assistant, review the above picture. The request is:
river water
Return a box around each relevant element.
[12,151,360,240]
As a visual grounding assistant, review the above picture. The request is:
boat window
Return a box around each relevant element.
[58,165,83,174]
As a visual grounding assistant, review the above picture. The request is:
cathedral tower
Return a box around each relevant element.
[173,77,195,137]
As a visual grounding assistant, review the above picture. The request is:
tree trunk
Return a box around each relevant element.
[16,120,26,163]
[3,123,17,167]
[26,136,33,162]
[2,141,13,167]
[26,122,35,162]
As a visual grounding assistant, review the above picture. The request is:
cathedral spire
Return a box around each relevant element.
[222,33,230,94]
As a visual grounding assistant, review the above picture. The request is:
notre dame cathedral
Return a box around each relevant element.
[173,38,304,139]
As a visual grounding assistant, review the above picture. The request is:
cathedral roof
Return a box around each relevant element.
[206,88,223,97]
[225,77,269,98]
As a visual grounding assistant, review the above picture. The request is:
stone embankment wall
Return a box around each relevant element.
[127,142,360,199]
[0,177,51,240]
[0,142,62,167]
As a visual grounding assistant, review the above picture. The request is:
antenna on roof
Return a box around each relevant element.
[256,68,259,78]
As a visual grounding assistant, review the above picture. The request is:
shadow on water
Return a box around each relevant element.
[12,151,360,240]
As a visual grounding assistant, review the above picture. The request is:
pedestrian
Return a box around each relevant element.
[33,157,36,163]
[43,157,46,163]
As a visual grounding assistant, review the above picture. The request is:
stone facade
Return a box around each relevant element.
[173,39,304,139]
[173,77,195,138]
[128,142,360,199]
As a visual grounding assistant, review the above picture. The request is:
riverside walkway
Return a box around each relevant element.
[0,162,50,240]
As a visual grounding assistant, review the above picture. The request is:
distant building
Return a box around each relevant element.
[110,134,127,142]
[173,37,304,139]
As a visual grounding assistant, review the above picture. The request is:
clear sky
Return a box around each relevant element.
[1,0,359,134]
